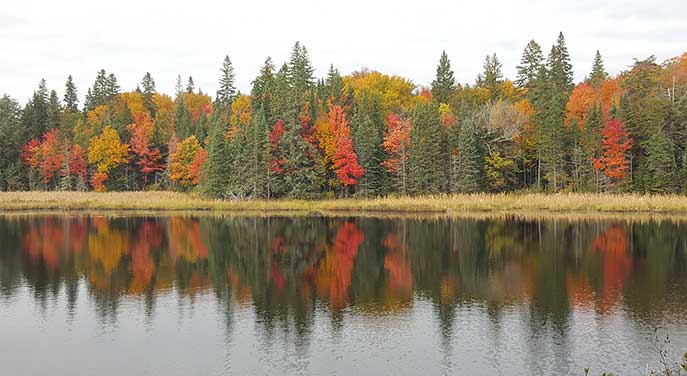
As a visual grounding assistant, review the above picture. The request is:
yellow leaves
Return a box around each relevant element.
[87,125,129,174]
[169,135,207,187]
[343,69,416,114]
[230,95,252,128]
[315,114,336,166]
[152,93,175,143]
[87,105,110,131]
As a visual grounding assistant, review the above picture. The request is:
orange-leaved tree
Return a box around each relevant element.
[169,135,207,187]
[592,119,632,187]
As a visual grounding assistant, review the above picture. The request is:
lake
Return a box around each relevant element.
[0,213,686,375]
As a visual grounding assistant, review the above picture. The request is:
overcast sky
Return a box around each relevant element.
[1,0,685,104]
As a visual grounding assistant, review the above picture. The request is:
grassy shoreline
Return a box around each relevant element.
[2,191,687,215]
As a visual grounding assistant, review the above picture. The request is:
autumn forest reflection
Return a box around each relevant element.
[1,214,687,374]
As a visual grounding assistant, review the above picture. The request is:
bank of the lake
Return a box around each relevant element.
[3,191,687,214]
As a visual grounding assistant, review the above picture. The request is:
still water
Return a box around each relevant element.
[0,214,686,375]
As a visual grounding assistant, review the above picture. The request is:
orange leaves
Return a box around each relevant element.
[592,119,632,185]
[566,79,624,128]
[382,113,412,173]
[169,135,207,186]
[565,83,596,127]
[317,104,364,186]
[21,129,64,185]
[128,122,164,185]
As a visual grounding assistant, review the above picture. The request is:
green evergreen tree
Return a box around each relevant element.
[216,55,237,108]
[586,50,608,88]
[63,75,79,112]
[251,57,275,116]
[431,50,456,105]
[186,76,195,93]
[351,102,386,196]
[456,110,483,193]
[408,102,444,194]
[287,42,314,107]
[476,53,504,101]
[642,126,677,192]
[515,40,544,90]
[280,120,324,198]
[203,114,231,198]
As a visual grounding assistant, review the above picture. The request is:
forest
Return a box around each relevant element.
[1,33,686,198]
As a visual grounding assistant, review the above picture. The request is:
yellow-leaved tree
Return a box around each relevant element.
[87,125,129,191]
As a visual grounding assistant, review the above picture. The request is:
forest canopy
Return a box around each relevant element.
[2,35,687,197]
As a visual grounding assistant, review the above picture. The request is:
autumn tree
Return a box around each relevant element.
[87,125,129,191]
[592,118,632,188]
[170,135,207,188]
[382,113,412,194]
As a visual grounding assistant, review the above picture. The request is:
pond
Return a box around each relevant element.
[0,214,686,375]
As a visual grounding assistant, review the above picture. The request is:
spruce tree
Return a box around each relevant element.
[216,55,237,108]
[186,76,195,93]
[351,104,386,196]
[64,75,79,112]
[643,127,676,192]
[515,40,544,90]
[431,50,456,105]
[141,72,156,95]
[287,42,314,105]
[456,111,483,193]
[251,57,275,115]
[280,120,324,198]
[586,50,608,88]
[408,102,444,194]
[203,114,230,198]
[476,54,504,101]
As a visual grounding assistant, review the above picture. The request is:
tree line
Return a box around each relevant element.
[1,34,686,197]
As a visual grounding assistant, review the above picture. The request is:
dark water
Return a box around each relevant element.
[1,214,686,376]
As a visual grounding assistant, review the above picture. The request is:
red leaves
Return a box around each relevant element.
[128,122,164,185]
[68,144,88,183]
[592,119,632,185]
[382,113,412,173]
[22,129,64,185]
[328,105,364,186]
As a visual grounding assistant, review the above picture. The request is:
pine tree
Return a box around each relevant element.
[456,111,483,193]
[643,127,676,192]
[476,54,504,101]
[431,50,456,105]
[515,40,544,90]
[203,114,230,198]
[186,76,195,93]
[586,50,608,88]
[288,42,314,105]
[216,55,237,108]
[351,103,386,197]
[408,102,444,194]
[141,72,156,95]
[280,120,325,198]
[322,64,344,103]
[251,57,275,115]
[548,32,574,92]
[175,75,184,96]
[64,75,79,112]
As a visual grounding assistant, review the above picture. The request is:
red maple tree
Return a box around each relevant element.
[592,119,632,186]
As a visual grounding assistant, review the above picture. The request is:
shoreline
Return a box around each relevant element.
[3,191,687,216]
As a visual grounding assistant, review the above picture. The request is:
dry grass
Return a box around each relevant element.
[2,191,687,216]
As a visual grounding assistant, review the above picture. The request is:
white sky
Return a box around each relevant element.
[1,0,685,104]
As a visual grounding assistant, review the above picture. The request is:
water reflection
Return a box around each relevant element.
[1,214,686,375]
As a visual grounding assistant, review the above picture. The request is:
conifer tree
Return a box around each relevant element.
[515,40,544,90]
[351,104,386,196]
[643,127,676,192]
[408,102,444,194]
[186,76,195,93]
[216,55,237,108]
[586,50,608,88]
[431,50,456,105]
[64,75,79,112]
[288,42,314,105]
[456,111,483,193]
[251,57,275,116]
[476,53,504,101]
[203,114,230,198]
